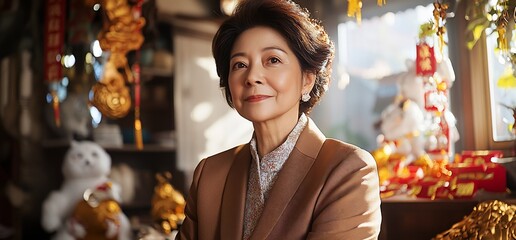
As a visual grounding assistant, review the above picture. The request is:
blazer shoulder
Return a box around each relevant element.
[201,144,248,172]
[319,138,377,169]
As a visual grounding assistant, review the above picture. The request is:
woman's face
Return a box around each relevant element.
[228,26,313,123]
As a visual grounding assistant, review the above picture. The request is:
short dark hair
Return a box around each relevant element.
[212,0,334,114]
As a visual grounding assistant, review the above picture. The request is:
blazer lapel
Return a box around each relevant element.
[250,118,326,239]
[220,144,251,240]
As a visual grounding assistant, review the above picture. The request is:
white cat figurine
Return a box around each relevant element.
[41,141,130,240]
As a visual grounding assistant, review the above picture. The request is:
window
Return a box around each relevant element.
[485,33,516,142]
[312,4,436,151]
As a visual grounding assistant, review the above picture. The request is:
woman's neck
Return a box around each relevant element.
[252,112,301,158]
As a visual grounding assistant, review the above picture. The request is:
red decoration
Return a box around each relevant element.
[459,150,504,165]
[416,43,436,76]
[447,163,506,193]
[133,0,144,150]
[44,0,65,83]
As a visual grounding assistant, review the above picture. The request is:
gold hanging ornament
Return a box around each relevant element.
[91,0,145,119]
[496,9,510,53]
[347,0,387,23]
[433,2,448,56]
[347,0,362,24]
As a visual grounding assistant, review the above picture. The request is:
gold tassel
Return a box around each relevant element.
[497,26,508,53]
[51,90,61,127]
[377,0,386,6]
[134,106,143,150]
[348,0,362,24]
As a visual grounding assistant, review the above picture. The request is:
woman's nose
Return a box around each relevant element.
[245,65,264,86]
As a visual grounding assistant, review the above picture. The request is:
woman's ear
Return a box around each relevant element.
[302,71,316,93]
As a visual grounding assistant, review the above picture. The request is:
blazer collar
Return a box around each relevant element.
[220,118,326,240]
[221,144,250,240]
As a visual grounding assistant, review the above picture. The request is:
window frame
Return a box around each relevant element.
[468,35,514,151]
[447,0,514,154]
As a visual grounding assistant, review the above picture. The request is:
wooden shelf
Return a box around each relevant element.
[379,194,516,240]
[141,66,173,80]
[103,144,175,153]
[42,139,175,153]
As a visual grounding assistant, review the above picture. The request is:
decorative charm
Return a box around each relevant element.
[91,0,146,119]
[301,92,311,102]
[434,200,516,239]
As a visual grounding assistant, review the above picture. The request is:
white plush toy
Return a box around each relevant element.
[398,60,425,109]
[378,56,459,157]
[379,56,456,110]
[380,99,426,164]
[41,140,131,240]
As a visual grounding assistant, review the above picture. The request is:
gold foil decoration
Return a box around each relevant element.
[347,0,362,24]
[91,0,145,118]
[434,200,516,240]
[433,2,448,56]
[496,9,509,53]
[377,0,386,6]
[151,172,186,235]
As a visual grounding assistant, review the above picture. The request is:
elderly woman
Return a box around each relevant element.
[177,0,382,239]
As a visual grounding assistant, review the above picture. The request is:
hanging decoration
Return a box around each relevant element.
[416,42,437,76]
[432,2,448,56]
[347,0,363,24]
[91,0,145,119]
[347,0,387,24]
[466,0,516,67]
[44,0,66,127]
[132,0,144,150]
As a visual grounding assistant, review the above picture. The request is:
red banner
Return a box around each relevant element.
[44,0,65,83]
[416,43,436,76]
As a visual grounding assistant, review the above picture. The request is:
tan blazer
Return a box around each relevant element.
[177,119,382,240]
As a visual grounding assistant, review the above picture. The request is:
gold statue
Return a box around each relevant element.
[70,182,131,240]
[151,172,186,235]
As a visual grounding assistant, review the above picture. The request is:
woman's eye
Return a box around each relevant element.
[269,57,281,64]
[232,62,247,69]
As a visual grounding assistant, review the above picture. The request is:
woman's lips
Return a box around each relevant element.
[245,95,270,102]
